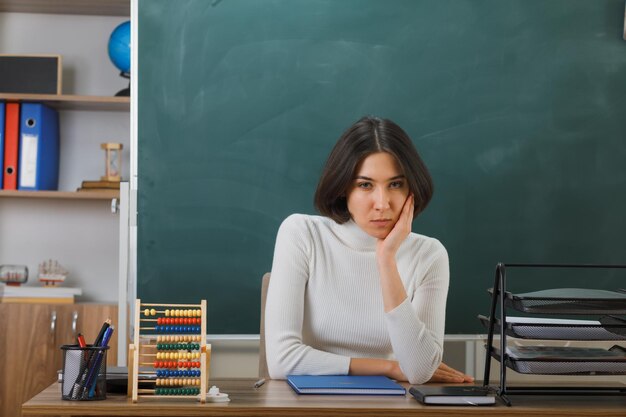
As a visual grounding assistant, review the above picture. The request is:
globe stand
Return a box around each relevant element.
[115,71,130,97]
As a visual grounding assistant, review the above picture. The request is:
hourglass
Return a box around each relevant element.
[101,142,123,182]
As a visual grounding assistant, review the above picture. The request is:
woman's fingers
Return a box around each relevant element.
[429,370,463,383]
[429,362,475,383]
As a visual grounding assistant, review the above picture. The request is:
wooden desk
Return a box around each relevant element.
[22,379,626,417]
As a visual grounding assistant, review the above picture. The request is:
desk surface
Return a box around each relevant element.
[22,379,626,417]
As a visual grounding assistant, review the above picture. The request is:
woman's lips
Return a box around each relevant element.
[371,219,392,227]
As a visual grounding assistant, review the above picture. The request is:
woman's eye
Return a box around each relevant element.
[357,182,372,189]
[389,181,404,189]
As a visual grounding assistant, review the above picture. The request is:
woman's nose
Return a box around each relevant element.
[373,188,390,210]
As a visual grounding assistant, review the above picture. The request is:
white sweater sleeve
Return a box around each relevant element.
[384,240,449,384]
[265,215,351,379]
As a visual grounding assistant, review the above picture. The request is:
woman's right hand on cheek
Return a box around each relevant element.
[376,194,414,261]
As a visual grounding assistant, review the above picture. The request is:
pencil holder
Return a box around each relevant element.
[61,344,109,401]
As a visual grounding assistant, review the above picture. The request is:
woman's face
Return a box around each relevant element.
[346,152,410,239]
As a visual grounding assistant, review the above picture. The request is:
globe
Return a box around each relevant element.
[108,21,130,75]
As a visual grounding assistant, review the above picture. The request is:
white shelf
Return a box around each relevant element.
[0,0,129,16]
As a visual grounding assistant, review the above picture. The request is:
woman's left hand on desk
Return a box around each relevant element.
[428,362,474,383]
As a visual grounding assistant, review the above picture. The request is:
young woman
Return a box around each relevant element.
[265,116,472,384]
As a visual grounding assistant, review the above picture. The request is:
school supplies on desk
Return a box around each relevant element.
[128,300,210,403]
[62,344,110,400]
[286,375,406,395]
[64,318,112,401]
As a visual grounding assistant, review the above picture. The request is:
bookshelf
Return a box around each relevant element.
[0,5,131,415]
[0,0,129,273]
[0,0,129,16]
[0,5,129,297]
[0,93,129,111]
[0,5,130,416]
[0,190,120,200]
[0,92,128,202]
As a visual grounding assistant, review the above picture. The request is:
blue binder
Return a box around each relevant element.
[0,101,5,186]
[17,103,60,190]
[286,375,406,395]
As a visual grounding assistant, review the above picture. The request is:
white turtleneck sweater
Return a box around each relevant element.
[265,214,449,384]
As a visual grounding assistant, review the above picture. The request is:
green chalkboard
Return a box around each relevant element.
[138,0,626,334]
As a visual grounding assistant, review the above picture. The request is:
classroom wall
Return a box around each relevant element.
[0,12,130,301]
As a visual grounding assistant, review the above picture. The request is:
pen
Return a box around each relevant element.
[254,378,266,388]
[77,333,88,363]
[86,326,115,398]
[77,333,86,348]
[93,318,111,347]
[71,319,111,399]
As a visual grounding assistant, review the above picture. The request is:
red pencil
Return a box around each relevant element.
[77,333,87,348]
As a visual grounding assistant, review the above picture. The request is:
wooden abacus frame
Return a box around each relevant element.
[128,299,210,403]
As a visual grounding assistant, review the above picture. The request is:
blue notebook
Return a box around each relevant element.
[286,375,406,395]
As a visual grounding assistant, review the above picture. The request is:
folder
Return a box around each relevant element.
[18,103,60,191]
[0,102,5,186]
[3,102,20,190]
[286,375,406,395]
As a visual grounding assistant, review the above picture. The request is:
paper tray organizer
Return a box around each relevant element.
[477,315,626,340]
[502,288,626,315]
[489,346,626,375]
[480,263,626,406]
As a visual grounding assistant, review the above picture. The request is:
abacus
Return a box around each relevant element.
[128,300,210,403]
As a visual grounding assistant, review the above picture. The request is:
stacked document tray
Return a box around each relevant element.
[504,288,626,315]
[478,315,626,340]
[480,264,626,405]
[483,288,626,375]
[489,345,626,375]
